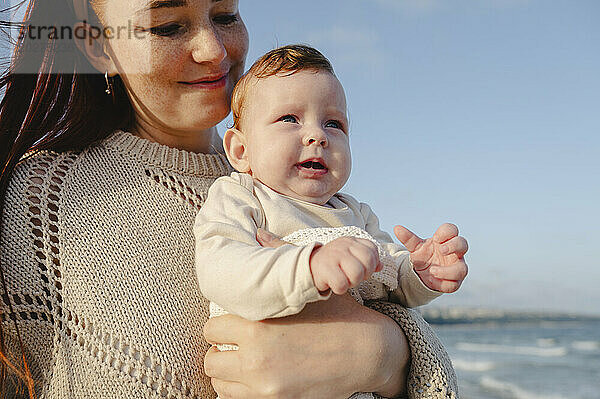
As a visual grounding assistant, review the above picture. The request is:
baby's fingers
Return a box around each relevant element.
[440,236,469,258]
[436,279,463,294]
[338,258,367,290]
[418,274,462,293]
[433,223,459,244]
[347,239,380,276]
[430,260,468,285]
[394,225,423,252]
[327,265,353,295]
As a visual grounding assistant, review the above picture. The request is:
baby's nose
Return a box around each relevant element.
[302,129,328,147]
[307,137,327,146]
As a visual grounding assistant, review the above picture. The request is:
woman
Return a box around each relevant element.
[0,0,462,397]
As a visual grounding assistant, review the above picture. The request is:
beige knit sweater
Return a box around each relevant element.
[0,130,458,399]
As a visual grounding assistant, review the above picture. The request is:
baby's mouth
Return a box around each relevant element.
[298,160,326,170]
[296,159,329,177]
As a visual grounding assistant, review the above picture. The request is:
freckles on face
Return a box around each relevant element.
[100,0,249,132]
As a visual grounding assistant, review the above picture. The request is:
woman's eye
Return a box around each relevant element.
[279,115,298,123]
[325,120,344,130]
[149,23,186,37]
[213,14,239,26]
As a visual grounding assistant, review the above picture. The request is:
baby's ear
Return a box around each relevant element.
[223,128,251,173]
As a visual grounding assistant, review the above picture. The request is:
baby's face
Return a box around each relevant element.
[241,70,351,205]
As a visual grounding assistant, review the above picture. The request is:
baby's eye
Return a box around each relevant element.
[278,115,299,124]
[325,120,344,131]
[149,23,186,37]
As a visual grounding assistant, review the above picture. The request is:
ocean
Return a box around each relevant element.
[432,319,600,399]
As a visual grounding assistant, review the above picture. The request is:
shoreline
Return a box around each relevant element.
[419,307,600,325]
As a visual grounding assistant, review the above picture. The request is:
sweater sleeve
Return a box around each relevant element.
[359,202,441,308]
[366,301,458,399]
[194,176,329,321]
[1,155,59,395]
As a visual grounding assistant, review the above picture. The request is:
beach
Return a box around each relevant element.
[430,314,600,399]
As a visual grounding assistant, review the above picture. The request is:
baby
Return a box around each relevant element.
[194,45,467,396]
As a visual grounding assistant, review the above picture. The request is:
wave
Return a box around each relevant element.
[456,342,567,357]
[571,340,599,351]
[536,338,556,347]
[480,376,570,399]
[451,358,495,372]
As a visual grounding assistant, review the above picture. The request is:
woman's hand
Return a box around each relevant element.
[203,294,409,398]
[202,228,410,398]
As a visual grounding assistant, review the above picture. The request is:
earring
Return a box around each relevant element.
[104,71,113,95]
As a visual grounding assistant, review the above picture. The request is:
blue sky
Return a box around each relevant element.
[228,0,600,315]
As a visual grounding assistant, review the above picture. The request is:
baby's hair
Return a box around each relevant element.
[231,44,335,130]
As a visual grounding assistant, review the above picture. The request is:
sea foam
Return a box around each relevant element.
[571,340,599,351]
[456,342,567,357]
[451,358,495,372]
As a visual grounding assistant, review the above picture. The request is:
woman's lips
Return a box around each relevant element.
[180,73,228,89]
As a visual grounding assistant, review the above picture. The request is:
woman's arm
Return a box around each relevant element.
[366,301,459,398]
[1,154,61,396]
[203,293,410,398]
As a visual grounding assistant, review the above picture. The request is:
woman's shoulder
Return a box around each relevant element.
[8,149,81,201]
[5,132,122,214]
[8,131,134,196]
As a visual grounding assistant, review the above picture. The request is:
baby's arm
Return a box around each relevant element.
[194,176,329,320]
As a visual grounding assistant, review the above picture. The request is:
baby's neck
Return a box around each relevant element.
[250,175,335,207]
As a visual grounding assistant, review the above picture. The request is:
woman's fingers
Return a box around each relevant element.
[256,228,287,248]
[203,314,245,345]
[204,346,242,381]
[211,378,250,399]
[440,235,468,258]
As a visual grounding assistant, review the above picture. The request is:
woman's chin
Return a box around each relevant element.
[174,108,230,132]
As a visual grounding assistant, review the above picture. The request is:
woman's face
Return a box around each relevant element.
[97,0,248,134]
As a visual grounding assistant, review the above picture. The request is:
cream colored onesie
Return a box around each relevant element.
[194,172,441,398]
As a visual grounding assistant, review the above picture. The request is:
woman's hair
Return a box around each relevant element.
[231,44,335,130]
[0,0,134,396]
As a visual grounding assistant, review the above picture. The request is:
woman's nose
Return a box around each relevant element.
[190,27,227,65]
[302,129,328,148]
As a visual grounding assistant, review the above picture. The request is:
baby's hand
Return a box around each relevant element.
[309,237,382,295]
[394,223,469,293]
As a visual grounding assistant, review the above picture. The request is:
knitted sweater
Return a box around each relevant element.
[1,130,458,399]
